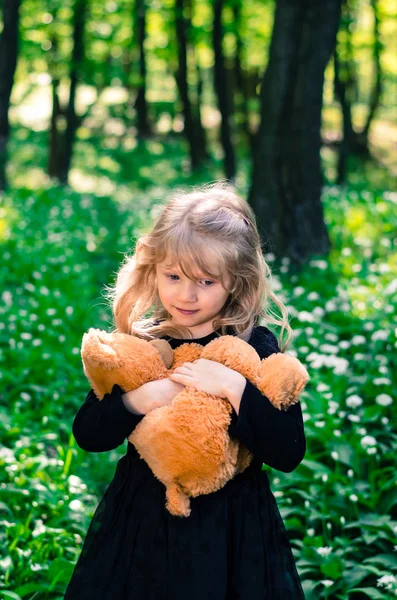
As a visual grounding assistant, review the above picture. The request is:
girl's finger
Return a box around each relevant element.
[170,372,191,380]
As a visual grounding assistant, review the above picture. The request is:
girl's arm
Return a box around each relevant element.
[227,326,306,473]
[72,384,145,453]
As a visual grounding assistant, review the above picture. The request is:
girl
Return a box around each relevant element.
[64,181,307,600]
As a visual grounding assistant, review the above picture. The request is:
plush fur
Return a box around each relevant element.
[81,328,309,517]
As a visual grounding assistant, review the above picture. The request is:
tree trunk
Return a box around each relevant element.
[355,0,382,154]
[249,0,341,265]
[0,0,21,191]
[191,40,209,162]
[213,0,236,181]
[333,47,356,184]
[60,0,87,184]
[48,77,62,178]
[175,0,201,169]
[232,0,254,153]
[134,0,151,138]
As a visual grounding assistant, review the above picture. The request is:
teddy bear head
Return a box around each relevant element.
[81,328,173,400]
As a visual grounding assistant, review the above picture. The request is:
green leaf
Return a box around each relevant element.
[348,587,389,599]
[0,592,23,600]
[362,553,397,570]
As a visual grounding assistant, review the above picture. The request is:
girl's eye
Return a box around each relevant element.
[166,275,215,287]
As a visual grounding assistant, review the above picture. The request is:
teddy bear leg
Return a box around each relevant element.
[166,483,191,518]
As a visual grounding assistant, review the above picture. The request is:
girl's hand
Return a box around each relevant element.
[122,379,185,414]
[143,378,186,411]
[168,358,245,399]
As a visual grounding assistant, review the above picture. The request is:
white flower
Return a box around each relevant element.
[376,394,393,406]
[348,469,354,477]
[69,499,84,512]
[0,555,12,570]
[367,447,377,455]
[317,546,333,557]
[349,494,358,502]
[334,429,342,437]
[319,344,339,354]
[346,395,363,408]
[293,287,305,297]
[340,516,346,525]
[298,311,316,322]
[308,292,320,301]
[377,574,396,589]
[307,528,315,536]
[322,473,328,483]
[325,300,337,311]
[315,421,325,428]
[307,352,349,374]
[374,377,392,385]
[361,435,377,448]
[381,417,389,424]
[2,291,13,307]
[347,414,360,422]
[351,335,366,345]
[310,259,328,270]
[371,330,388,341]
[32,519,46,537]
[331,451,339,460]
[321,580,334,587]
[325,333,338,342]
[385,280,397,295]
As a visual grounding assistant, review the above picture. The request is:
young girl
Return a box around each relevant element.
[64,181,307,600]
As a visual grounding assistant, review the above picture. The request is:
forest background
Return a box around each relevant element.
[0,0,396,598]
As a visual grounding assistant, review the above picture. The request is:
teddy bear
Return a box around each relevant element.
[81,328,309,517]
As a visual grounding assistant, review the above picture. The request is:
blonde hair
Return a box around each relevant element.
[105,181,292,351]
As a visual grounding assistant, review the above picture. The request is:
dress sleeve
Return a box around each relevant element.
[72,384,144,453]
[228,327,306,473]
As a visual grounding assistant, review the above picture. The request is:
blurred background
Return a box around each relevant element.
[0,0,396,598]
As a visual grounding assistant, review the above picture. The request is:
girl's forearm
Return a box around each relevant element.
[223,373,246,416]
[122,386,153,415]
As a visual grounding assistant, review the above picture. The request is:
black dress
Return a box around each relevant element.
[64,326,306,600]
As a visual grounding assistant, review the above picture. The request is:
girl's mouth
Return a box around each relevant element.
[176,308,199,315]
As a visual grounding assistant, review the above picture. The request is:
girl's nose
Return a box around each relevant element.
[178,282,198,302]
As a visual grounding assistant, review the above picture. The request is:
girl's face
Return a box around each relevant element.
[155,257,231,338]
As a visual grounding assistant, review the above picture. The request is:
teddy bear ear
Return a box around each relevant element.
[81,330,124,370]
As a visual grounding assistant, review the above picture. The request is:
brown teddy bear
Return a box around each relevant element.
[81,328,309,517]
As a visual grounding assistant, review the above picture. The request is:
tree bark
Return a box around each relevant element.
[60,0,87,184]
[134,0,151,138]
[355,0,382,154]
[213,0,236,181]
[175,0,203,169]
[48,77,62,178]
[232,0,254,153]
[0,0,21,191]
[249,0,341,265]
